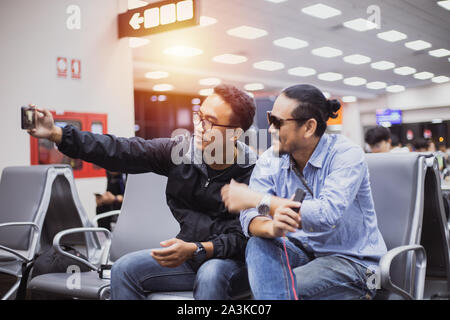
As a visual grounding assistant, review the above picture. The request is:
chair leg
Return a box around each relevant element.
[1,278,21,300]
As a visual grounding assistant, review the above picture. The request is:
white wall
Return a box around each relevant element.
[0,0,134,219]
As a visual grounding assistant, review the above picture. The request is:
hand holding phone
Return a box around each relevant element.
[21,106,36,130]
[292,188,306,214]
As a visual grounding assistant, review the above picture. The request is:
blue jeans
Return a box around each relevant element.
[110,249,249,300]
[245,237,376,300]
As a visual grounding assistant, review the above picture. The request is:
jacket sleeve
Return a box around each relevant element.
[210,230,248,261]
[57,125,177,175]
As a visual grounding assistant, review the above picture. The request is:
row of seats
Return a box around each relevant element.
[0,153,449,300]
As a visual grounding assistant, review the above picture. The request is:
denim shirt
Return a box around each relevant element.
[240,133,387,270]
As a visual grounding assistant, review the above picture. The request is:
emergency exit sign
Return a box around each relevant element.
[118,0,199,38]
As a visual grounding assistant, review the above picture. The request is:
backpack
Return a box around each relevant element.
[28,245,91,299]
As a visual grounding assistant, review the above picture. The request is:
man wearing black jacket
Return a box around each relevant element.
[27,84,256,300]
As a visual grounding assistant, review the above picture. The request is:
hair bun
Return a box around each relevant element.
[326,99,341,119]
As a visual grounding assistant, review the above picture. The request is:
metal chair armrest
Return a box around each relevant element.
[379,244,427,300]
[92,210,121,227]
[53,227,112,272]
[0,222,40,262]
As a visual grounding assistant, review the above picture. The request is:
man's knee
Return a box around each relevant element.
[245,237,276,260]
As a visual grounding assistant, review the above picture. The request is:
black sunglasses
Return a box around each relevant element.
[266,111,308,129]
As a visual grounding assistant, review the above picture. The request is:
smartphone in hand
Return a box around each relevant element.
[21,106,36,130]
[292,188,306,213]
[94,193,102,198]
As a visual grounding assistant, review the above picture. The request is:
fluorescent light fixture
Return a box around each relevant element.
[343,77,367,86]
[432,76,450,83]
[273,37,309,50]
[212,54,248,64]
[323,92,331,99]
[145,71,169,79]
[318,72,343,82]
[429,48,450,57]
[432,119,443,124]
[413,72,434,80]
[342,96,357,103]
[227,25,268,39]
[129,37,150,48]
[394,66,416,76]
[386,85,405,93]
[288,67,317,77]
[160,4,176,25]
[264,0,288,3]
[371,60,395,70]
[153,84,174,92]
[301,4,342,19]
[253,60,285,71]
[199,78,221,86]
[177,0,194,21]
[244,83,265,91]
[405,40,432,51]
[366,81,387,90]
[437,1,450,10]
[199,88,214,96]
[311,46,343,58]
[163,46,203,57]
[343,18,378,32]
[199,16,217,27]
[343,54,371,65]
[377,30,407,42]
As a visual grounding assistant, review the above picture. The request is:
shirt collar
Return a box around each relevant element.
[290,133,329,170]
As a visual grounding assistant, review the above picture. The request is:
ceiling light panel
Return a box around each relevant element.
[432,76,450,83]
[318,72,343,82]
[301,4,342,19]
[437,1,450,10]
[366,81,387,90]
[414,72,434,80]
[273,37,309,50]
[212,54,248,64]
[145,71,169,79]
[371,61,396,70]
[253,60,285,71]
[429,48,450,57]
[199,78,221,86]
[377,30,407,42]
[344,77,367,86]
[386,85,405,93]
[343,18,378,32]
[394,66,417,75]
[288,67,317,77]
[343,54,371,65]
[405,40,432,51]
[227,25,268,39]
[311,46,343,58]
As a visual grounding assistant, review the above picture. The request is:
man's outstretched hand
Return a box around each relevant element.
[27,105,62,144]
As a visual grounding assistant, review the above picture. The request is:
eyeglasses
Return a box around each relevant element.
[193,111,239,130]
[267,111,308,130]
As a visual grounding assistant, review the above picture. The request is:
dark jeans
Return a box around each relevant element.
[110,249,249,300]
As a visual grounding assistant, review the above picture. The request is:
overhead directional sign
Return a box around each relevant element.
[118,0,199,38]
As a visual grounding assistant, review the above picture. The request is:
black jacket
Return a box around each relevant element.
[57,125,256,261]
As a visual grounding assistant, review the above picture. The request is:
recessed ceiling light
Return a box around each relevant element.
[432,76,450,83]
[414,72,434,80]
[145,71,169,79]
[366,81,387,90]
[153,84,174,92]
[405,40,432,51]
[386,85,405,93]
[288,67,317,77]
[342,96,357,103]
[377,30,407,42]
[253,60,285,71]
[318,72,343,82]
[212,54,248,64]
[244,83,265,91]
[163,46,203,57]
[227,25,268,39]
[371,61,396,70]
[301,3,342,19]
[344,77,367,86]
[199,88,214,96]
[394,66,417,76]
[437,1,450,10]
[264,0,288,3]
[273,37,309,50]
[343,18,378,32]
[343,54,371,65]
[129,37,150,48]
[429,48,450,57]
[199,16,217,27]
[199,78,221,86]
[311,46,343,58]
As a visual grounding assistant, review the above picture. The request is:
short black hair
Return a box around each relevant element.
[391,134,400,147]
[365,126,391,146]
[413,138,430,150]
[214,84,256,132]
[282,84,341,137]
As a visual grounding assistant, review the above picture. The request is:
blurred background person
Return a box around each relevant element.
[95,171,126,231]
[390,134,409,153]
[364,126,391,153]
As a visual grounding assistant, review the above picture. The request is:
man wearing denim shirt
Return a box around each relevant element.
[221,84,387,300]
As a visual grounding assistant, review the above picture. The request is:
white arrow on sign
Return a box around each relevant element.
[129,12,144,30]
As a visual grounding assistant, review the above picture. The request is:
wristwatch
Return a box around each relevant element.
[257,194,272,216]
[193,242,206,260]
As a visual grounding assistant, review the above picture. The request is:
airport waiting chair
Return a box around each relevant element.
[0,165,103,300]
[365,153,427,300]
[421,157,450,299]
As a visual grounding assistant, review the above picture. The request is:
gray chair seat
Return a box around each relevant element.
[28,271,110,300]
